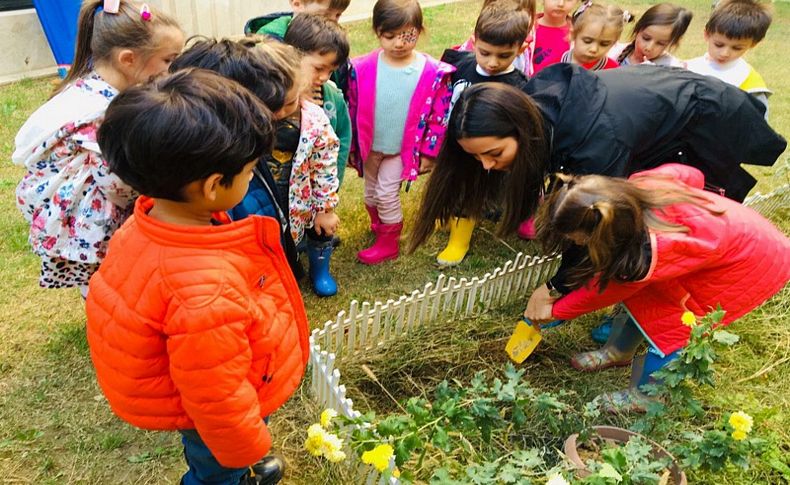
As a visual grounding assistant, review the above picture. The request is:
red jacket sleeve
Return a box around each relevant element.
[552,277,651,320]
[166,293,271,468]
[553,224,721,320]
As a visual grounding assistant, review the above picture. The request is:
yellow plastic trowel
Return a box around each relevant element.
[506,318,564,363]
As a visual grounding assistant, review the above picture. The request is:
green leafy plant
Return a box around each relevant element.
[631,308,772,475]
[581,436,671,485]
[634,307,739,434]
[308,363,581,482]
[673,411,767,473]
[307,309,777,483]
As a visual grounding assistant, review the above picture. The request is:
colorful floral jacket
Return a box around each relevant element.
[286,100,340,244]
[348,50,455,182]
[12,72,135,265]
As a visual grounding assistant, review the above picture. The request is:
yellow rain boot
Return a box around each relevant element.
[436,217,476,266]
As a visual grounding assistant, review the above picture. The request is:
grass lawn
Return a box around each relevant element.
[1,0,788,483]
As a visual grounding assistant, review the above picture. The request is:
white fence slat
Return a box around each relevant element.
[406,290,420,331]
[454,278,468,314]
[383,299,395,343]
[443,276,457,312]
[347,301,359,352]
[431,275,446,320]
[331,311,345,351]
[394,295,408,335]
[417,282,432,327]
[359,302,371,351]
[371,302,383,349]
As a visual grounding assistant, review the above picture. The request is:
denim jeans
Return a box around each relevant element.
[179,429,249,485]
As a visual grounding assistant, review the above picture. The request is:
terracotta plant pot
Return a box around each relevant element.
[564,425,687,485]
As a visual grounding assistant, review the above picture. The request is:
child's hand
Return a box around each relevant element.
[524,284,558,324]
[314,211,339,236]
[419,156,436,174]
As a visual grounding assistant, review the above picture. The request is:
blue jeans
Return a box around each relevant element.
[179,429,248,485]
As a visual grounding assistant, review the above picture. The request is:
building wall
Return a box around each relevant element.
[0,9,59,85]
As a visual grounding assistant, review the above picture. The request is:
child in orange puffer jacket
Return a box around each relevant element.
[85,70,309,485]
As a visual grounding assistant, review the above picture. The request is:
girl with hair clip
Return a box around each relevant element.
[561,2,633,70]
[348,0,454,265]
[525,165,790,411]
[608,3,692,67]
[12,0,183,297]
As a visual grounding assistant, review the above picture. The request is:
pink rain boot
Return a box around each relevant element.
[357,222,403,265]
[365,205,381,233]
[517,217,536,240]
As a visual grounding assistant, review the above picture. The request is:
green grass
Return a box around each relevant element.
[0,0,788,483]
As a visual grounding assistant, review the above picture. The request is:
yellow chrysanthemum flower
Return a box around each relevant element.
[305,423,326,456]
[326,449,347,463]
[681,311,697,327]
[393,469,401,478]
[732,430,747,441]
[362,444,394,472]
[319,431,344,458]
[729,411,754,433]
[321,408,338,428]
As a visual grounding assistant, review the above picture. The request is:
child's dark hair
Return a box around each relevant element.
[706,0,772,43]
[170,36,294,112]
[328,0,352,10]
[618,3,692,63]
[372,0,424,34]
[536,173,719,290]
[475,1,533,46]
[99,69,274,201]
[571,3,634,40]
[284,14,350,66]
[58,0,180,95]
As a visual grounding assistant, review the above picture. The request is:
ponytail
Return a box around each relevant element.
[536,173,718,291]
[59,0,103,94]
[617,42,635,64]
[571,3,632,45]
[54,0,181,96]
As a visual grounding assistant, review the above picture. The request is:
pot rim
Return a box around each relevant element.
[563,425,687,485]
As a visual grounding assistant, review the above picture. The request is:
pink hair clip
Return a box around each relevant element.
[140,3,152,21]
[573,0,593,19]
[103,0,120,14]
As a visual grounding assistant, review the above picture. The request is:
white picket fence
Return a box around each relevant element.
[307,183,789,481]
[742,183,790,218]
[310,251,561,419]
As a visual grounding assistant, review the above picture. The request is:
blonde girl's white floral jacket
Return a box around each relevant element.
[288,100,340,244]
[12,72,136,267]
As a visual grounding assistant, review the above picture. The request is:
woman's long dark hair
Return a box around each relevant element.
[408,83,549,252]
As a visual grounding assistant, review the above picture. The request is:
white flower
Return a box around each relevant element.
[546,473,570,485]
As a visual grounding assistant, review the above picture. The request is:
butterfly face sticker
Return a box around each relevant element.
[396,27,419,45]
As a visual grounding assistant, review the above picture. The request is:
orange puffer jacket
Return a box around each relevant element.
[86,197,309,468]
